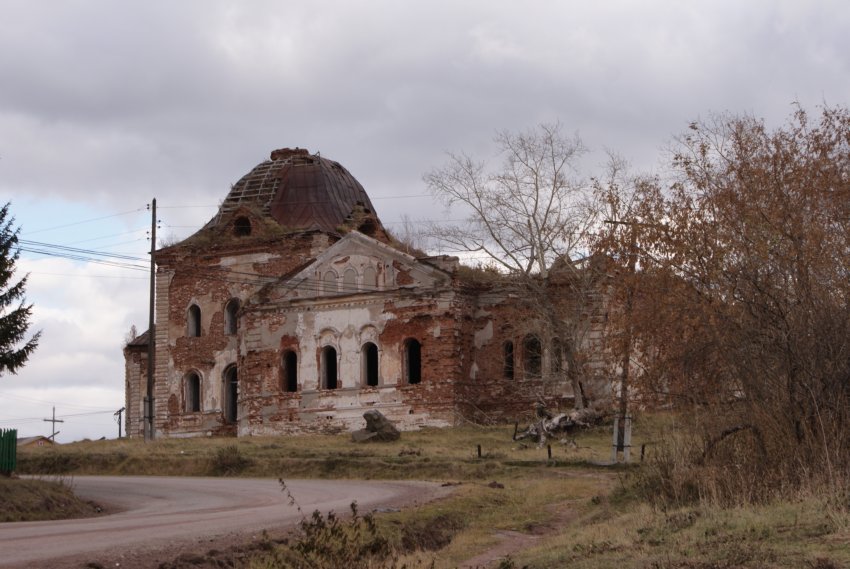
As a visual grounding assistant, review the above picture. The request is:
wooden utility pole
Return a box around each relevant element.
[145,198,157,442]
[43,407,64,441]
[114,407,125,439]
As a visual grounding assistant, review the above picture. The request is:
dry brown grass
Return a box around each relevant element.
[0,476,102,522]
[16,418,656,480]
[11,414,850,568]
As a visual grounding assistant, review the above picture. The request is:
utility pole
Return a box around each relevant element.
[114,407,125,439]
[604,219,642,463]
[145,198,157,442]
[43,407,64,441]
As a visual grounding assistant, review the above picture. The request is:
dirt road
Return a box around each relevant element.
[0,476,444,568]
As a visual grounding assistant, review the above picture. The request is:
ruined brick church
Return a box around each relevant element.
[124,148,610,438]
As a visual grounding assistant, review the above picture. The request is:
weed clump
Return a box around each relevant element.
[250,502,434,569]
[208,445,252,476]
[399,512,466,553]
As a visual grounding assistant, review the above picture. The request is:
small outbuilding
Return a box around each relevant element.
[17,436,55,448]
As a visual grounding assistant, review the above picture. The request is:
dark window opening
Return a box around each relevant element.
[186,372,201,412]
[362,342,379,387]
[224,299,239,335]
[187,305,201,337]
[234,217,252,237]
[358,218,377,236]
[523,335,542,378]
[404,339,422,384]
[551,338,564,374]
[224,366,238,423]
[322,346,338,389]
[282,350,298,392]
[503,341,515,380]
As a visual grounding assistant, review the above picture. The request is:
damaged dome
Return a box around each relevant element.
[210,147,384,236]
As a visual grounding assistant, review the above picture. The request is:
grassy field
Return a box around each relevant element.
[12,413,850,568]
[16,416,642,479]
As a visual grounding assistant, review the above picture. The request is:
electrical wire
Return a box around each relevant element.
[21,207,146,236]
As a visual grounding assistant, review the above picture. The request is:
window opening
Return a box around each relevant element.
[503,341,515,380]
[404,339,422,384]
[224,299,239,335]
[321,346,338,389]
[186,372,201,412]
[187,305,201,337]
[551,338,564,374]
[362,342,379,387]
[282,350,298,392]
[523,335,542,378]
[234,217,252,237]
[224,366,238,423]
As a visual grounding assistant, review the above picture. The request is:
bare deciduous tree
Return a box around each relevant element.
[424,123,602,409]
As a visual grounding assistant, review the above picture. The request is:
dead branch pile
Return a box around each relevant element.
[513,403,604,446]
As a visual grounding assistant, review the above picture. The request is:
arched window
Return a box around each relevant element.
[362,342,379,387]
[322,271,338,294]
[404,339,422,385]
[321,346,338,389]
[224,299,239,335]
[523,335,542,378]
[187,304,201,337]
[343,268,357,293]
[185,372,201,412]
[362,266,378,290]
[503,341,515,380]
[282,350,298,392]
[224,366,238,423]
[551,338,564,374]
[234,216,252,237]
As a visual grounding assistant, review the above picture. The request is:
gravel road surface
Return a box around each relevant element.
[0,476,445,568]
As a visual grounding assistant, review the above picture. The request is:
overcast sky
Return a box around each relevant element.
[2,0,848,442]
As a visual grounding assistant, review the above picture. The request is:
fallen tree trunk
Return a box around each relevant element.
[513,405,604,446]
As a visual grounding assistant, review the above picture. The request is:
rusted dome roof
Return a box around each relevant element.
[214,148,382,234]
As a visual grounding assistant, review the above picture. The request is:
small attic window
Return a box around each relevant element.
[234,217,252,237]
[358,218,377,236]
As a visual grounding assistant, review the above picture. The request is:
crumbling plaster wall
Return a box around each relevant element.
[457,278,612,423]
[123,345,147,438]
[153,234,323,437]
[236,284,462,435]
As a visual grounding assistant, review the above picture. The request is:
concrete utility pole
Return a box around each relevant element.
[43,407,64,441]
[114,407,125,438]
[145,198,157,442]
[604,219,642,463]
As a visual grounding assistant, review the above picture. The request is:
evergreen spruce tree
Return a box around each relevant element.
[0,202,40,375]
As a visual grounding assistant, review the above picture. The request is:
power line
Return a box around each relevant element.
[27,271,148,280]
[0,392,119,411]
[67,228,148,246]
[21,207,146,236]
[18,239,146,262]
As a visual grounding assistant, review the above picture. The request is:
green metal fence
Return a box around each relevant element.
[0,428,17,474]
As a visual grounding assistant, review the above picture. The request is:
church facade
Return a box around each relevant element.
[124,148,611,438]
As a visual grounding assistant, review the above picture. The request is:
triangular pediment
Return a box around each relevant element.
[259,231,452,304]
